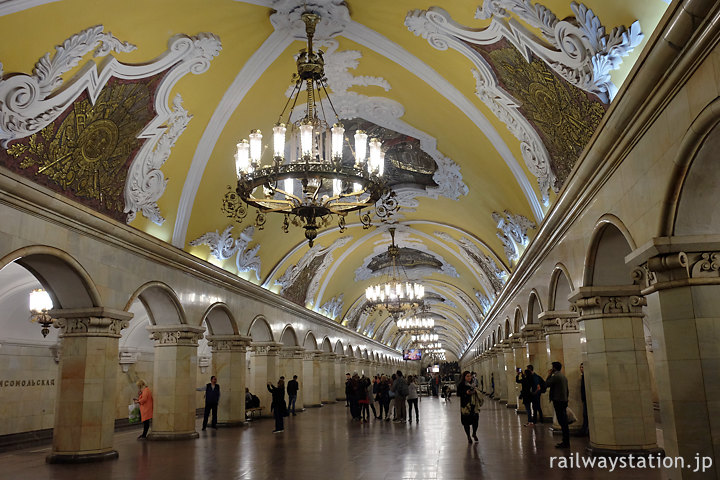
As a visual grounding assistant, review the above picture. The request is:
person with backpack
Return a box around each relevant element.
[527,364,545,424]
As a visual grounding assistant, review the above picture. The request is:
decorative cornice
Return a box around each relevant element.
[49,307,132,338]
[569,286,646,320]
[147,325,205,346]
[539,310,580,334]
[250,341,282,355]
[206,334,251,352]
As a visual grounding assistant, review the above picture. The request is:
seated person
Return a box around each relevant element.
[245,387,260,409]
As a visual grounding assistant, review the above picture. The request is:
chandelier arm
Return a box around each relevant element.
[319,80,341,124]
[272,187,303,204]
[279,80,302,125]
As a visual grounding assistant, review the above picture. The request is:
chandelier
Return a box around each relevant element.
[365,228,424,317]
[29,288,54,337]
[410,332,438,343]
[396,315,434,333]
[225,12,397,247]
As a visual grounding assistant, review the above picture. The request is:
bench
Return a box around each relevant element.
[245,407,263,420]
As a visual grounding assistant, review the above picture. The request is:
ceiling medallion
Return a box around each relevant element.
[365,227,424,318]
[229,12,397,247]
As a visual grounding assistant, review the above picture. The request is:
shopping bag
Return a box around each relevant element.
[128,403,141,424]
[566,406,577,424]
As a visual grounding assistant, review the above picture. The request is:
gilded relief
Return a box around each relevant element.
[367,247,442,272]
[470,41,606,188]
[2,77,157,221]
[339,118,438,188]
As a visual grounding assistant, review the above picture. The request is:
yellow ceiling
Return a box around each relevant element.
[0,0,670,359]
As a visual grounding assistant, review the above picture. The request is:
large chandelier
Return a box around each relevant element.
[365,228,424,317]
[396,315,434,333]
[410,332,439,343]
[226,12,396,247]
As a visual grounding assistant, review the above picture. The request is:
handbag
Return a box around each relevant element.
[128,403,141,424]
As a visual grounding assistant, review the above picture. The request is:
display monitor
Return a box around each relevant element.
[403,349,422,361]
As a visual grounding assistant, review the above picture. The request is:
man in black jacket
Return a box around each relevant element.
[287,375,299,415]
[202,376,220,430]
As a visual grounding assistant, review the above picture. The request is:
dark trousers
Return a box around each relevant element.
[273,406,284,431]
[203,402,218,428]
[462,418,478,439]
[408,398,419,421]
[141,419,150,437]
[288,394,297,414]
[380,399,390,418]
[370,401,378,418]
[523,399,533,423]
[581,400,589,434]
[553,401,570,444]
[531,395,543,423]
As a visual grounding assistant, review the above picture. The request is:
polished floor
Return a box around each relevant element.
[0,396,662,479]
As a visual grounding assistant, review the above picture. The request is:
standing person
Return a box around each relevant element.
[345,373,352,407]
[388,373,397,420]
[407,375,419,423]
[480,375,484,394]
[516,368,535,426]
[546,361,570,448]
[287,375,299,416]
[458,371,480,444]
[134,379,153,439]
[267,377,287,433]
[379,375,391,420]
[393,370,408,423]
[527,365,544,423]
[202,375,220,430]
[579,363,589,436]
[489,373,495,398]
[358,375,370,423]
[432,373,441,397]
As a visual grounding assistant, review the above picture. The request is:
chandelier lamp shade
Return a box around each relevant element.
[29,288,54,338]
[365,228,424,317]
[410,333,439,343]
[226,12,397,247]
[396,316,434,332]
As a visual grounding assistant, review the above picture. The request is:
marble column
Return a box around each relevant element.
[278,346,304,411]
[320,353,337,404]
[47,307,131,463]
[146,324,205,440]
[570,286,659,455]
[540,311,582,432]
[250,342,281,418]
[502,341,518,408]
[522,324,552,422]
[508,335,525,411]
[480,353,490,394]
[206,334,251,427]
[335,355,347,402]
[631,244,720,478]
[494,347,508,404]
[302,350,322,407]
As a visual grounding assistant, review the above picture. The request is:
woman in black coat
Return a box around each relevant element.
[458,371,480,444]
[267,377,287,433]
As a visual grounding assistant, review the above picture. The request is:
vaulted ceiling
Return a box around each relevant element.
[0,0,670,359]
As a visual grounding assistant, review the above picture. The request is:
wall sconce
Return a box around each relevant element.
[29,288,54,338]
[198,355,211,374]
[119,350,139,373]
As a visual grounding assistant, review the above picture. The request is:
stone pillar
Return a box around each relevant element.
[512,336,528,413]
[145,324,205,440]
[47,308,131,463]
[320,353,337,404]
[631,244,720,478]
[335,355,347,401]
[494,347,508,403]
[250,342,281,418]
[502,342,517,408]
[303,350,322,407]
[522,324,552,421]
[480,353,490,394]
[206,334,251,427]
[570,286,659,455]
[540,311,583,431]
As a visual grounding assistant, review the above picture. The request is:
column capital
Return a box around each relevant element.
[250,341,283,355]
[206,334,251,352]
[628,237,720,293]
[303,349,322,361]
[569,286,646,320]
[319,352,337,361]
[334,354,347,363]
[508,333,525,347]
[51,307,133,338]
[520,323,545,342]
[279,346,305,359]
[147,324,205,346]
[539,310,580,334]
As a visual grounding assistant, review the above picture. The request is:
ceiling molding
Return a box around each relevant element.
[0,0,60,16]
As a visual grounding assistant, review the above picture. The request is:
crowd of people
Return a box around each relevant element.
[131,361,585,448]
